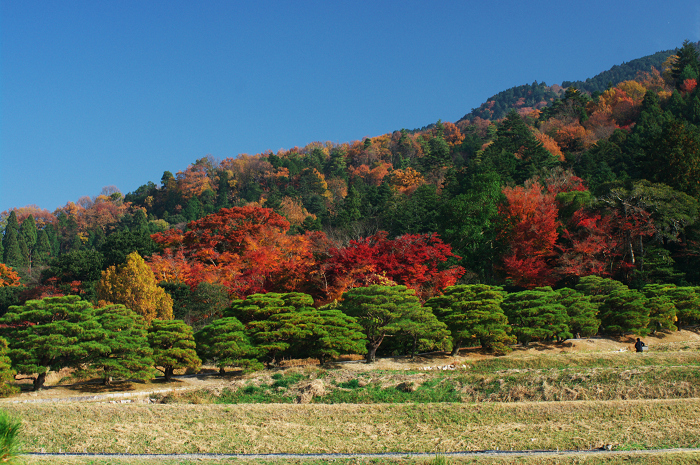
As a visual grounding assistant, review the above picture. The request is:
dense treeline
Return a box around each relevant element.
[1,41,700,388]
[561,48,684,94]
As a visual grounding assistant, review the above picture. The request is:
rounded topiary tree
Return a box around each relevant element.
[148,319,201,381]
[425,284,514,355]
[92,304,154,385]
[339,285,427,363]
[502,287,572,345]
[195,317,261,373]
[0,295,107,390]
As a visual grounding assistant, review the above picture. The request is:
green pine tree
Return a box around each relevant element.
[502,287,572,345]
[599,288,650,336]
[339,285,425,363]
[643,284,700,330]
[92,304,155,385]
[195,317,261,373]
[0,296,108,390]
[555,288,600,338]
[0,338,17,397]
[425,284,514,355]
[148,319,201,381]
[34,229,52,266]
[2,212,24,269]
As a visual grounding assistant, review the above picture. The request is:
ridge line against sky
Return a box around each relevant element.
[1,0,700,213]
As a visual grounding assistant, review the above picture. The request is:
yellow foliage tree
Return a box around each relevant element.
[97,252,173,324]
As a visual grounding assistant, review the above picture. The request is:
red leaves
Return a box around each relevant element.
[499,182,559,288]
[557,210,617,278]
[320,231,464,302]
[149,207,315,299]
[681,79,698,94]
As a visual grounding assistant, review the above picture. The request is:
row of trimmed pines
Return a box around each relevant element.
[0,275,698,392]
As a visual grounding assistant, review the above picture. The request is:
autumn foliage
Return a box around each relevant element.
[320,231,465,301]
[149,207,317,298]
[0,265,20,288]
[500,182,560,288]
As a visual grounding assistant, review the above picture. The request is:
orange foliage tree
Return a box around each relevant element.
[149,207,317,298]
[0,264,20,287]
[499,182,560,288]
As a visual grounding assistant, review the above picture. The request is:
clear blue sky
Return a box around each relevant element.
[1,1,699,213]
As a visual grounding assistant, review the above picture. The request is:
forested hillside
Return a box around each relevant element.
[1,40,700,373]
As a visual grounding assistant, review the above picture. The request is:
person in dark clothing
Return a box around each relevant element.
[634,338,645,352]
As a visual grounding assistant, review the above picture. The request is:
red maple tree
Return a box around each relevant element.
[499,182,560,288]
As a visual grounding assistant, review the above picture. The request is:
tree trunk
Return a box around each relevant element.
[219,366,226,375]
[365,342,381,363]
[451,339,463,356]
[33,372,47,391]
[103,376,113,386]
[164,366,174,382]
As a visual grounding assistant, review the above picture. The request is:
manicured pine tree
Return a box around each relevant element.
[307,308,367,365]
[0,338,17,397]
[502,287,572,345]
[555,288,600,338]
[148,319,201,381]
[666,287,700,329]
[0,296,108,390]
[393,303,450,358]
[425,284,514,355]
[339,285,424,363]
[575,275,628,306]
[194,317,261,373]
[227,292,366,366]
[598,288,650,336]
[646,296,677,333]
[92,304,154,385]
[643,284,700,330]
[226,293,303,365]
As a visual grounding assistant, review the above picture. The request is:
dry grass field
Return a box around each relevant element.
[3,329,700,463]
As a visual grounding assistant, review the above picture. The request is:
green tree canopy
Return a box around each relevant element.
[92,304,154,385]
[598,287,650,336]
[339,285,425,362]
[148,319,201,381]
[555,288,600,338]
[194,317,261,373]
[0,338,17,397]
[0,296,107,390]
[425,284,514,355]
[227,292,366,365]
[502,287,572,345]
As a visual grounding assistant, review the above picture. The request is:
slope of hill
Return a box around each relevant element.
[459,42,700,122]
